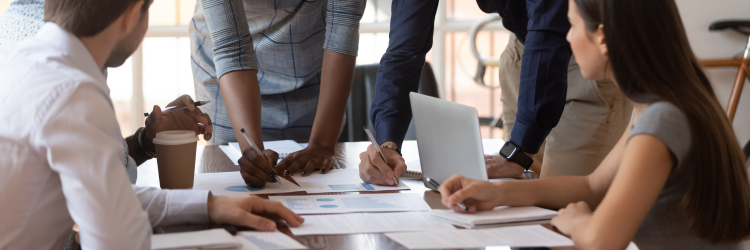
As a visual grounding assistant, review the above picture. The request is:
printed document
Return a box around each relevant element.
[235,231,307,250]
[269,193,431,214]
[385,225,574,249]
[193,169,409,195]
[289,212,456,236]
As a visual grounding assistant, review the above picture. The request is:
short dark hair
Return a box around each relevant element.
[45,0,153,37]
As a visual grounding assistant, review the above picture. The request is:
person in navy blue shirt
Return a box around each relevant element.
[359,0,631,185]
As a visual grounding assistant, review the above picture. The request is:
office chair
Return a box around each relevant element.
[339,62,440,142]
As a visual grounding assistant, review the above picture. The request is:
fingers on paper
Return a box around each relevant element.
[252,199,305,227]
[367,145,394,181]
[240,169,268,188]
[358,151,390,185]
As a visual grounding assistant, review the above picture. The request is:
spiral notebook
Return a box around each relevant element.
[400,160,423,179]
[430,206,558,229]
[228,140,305,159]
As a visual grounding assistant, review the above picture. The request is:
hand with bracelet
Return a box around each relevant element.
[127,94,213,165]
[358,141,407,186]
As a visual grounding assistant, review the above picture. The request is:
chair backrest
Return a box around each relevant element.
[339,62,439,142]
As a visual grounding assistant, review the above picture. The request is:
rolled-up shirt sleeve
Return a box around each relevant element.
[323,0,366,56]
[509,0,571,154]
[201,0,257,79]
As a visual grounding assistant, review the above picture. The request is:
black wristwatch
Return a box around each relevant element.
[499,141,533,170]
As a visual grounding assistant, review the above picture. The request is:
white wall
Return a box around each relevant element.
[675,0,750,145]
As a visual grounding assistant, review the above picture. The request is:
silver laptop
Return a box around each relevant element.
[409,92,488,191]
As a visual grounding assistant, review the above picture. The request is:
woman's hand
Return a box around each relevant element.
[275,144,335,176]
[550,201,592,236]
[143,95,213,153]
[439,174,505,212]
[239,148,279,188]
[207,195,304,231]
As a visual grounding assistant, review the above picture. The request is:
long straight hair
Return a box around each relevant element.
[574,0,750,243]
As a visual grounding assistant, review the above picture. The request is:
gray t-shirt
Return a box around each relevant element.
[630,102,740,250]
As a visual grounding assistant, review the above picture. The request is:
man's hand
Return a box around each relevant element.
[485,154,528,178]
[275,144,335,176]
[207,195,304,231]
[550,201,592,236]
[358,142,406,186]
[143,95,213,153]
[239,148,279,188]
[439,174,506,213]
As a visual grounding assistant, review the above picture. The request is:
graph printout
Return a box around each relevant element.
[269,193,432,214]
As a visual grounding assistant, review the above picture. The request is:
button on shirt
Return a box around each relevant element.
[0,23,210,249]
[190,0,365,144]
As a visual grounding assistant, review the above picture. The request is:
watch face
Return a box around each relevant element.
[500,143,517,158]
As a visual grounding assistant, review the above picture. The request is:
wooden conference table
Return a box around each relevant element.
[136,140,572,250]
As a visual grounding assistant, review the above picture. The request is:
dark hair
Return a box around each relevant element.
[45,0,153,37]
[574,0,750,243]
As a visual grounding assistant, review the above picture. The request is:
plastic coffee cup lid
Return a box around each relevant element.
[152,130,199,145]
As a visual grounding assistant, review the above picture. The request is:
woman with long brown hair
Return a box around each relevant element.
[437,0,750,248]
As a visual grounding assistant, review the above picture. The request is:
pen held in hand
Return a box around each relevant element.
[239,128,282,185]
[363,126,399,185]
[426,176,468,212]
[143,100,210,117]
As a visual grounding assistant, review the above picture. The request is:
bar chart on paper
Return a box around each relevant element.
[270,193,432,214]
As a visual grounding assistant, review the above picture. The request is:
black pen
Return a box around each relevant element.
[426,176,468,211]
[143,100,210,117]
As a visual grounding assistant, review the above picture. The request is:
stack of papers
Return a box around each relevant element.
[151,229,308,250]
[269,193,432,214]
[289,212,456,235]
[235,231,307,250]
[192,169,410,195]
[385,225,574,249]
[151,229,239,250]
[430,206,558,229]
[222,140,305,164]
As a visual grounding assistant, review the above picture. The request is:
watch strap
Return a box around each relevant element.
[380,144,402,156]
[512,152,533,170]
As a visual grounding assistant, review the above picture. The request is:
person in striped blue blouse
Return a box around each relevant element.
[189,0,366,187]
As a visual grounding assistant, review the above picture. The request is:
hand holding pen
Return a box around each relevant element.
[436,175,505,213]
[237,128,281,188]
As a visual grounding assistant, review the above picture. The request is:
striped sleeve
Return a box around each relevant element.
[323,0,366,56]
[201,0,257,79]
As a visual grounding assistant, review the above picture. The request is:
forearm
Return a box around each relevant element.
[496,176,594,209]
[219,70,264,150]
[308,50,355,149]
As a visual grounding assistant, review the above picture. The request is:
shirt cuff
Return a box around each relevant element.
[375,121,409,148]
[508,120,550,154]
[165,190,210,226]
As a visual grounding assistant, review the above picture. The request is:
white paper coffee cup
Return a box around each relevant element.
[153,130,199,189]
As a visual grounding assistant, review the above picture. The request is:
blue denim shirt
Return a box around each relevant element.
[371,0,571,154]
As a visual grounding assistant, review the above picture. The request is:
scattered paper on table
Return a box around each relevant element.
[220,145,242,164]
[151,228,239,250]
[222,141,307,165]
[270,193,431,214]
[235,231,307,250]
[385,225,573,249]
[289,212,456,236]
[193,169,410,195]
[230,140,305,159]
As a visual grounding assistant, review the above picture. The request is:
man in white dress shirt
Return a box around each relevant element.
[0,0,304,249]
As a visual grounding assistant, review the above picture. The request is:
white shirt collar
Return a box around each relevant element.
[34,22,106,84]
